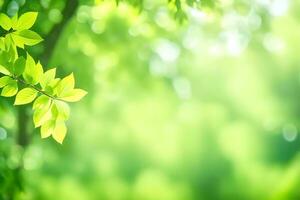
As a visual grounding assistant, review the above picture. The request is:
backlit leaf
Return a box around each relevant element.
[11,14,18,30]
[0,38,5,49]
[40,119,67,143]
[56,73,75,97]
[13,56,26,76]
[14,88,38,105]
[60,89,87,102]
[0,13,12,30]
[1,80,18,97]
[33,95,51,110]
[0,76,12,88]
[11,30,43,47]
[16,12,38,30]
[54,101,70,120]
[52,121,67,144]
[0,66,10,75]
[40,120,55,138]
[33,102,52,127]
[23,53,43,85]
[40,68,56,90]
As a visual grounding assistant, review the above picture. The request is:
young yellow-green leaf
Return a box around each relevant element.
[0,64,10,75]
[47,78,60,95]
[13,56,26,76]
[11,30,43,47]
[11,14,18,30]
[0,13,12,30]
[23,53,35,84]
[33,102,52,127]
[0,11,88,144]
[0,48,9,62]
[4,34,13,50]
[0,76,12,88]
[56,73,74,97]
[40,114,67,143]
[60,89,87,102]
[0,66,10,75]
[40,120,55,138]
[52,121,67,144]
[10,33,24,48]
[0,51,12,73]
[40,68,56,90]
[16,12,38,30]
[1,80,18,97]
[23,53,43,85]
[14,88,38,105]
[0,38,5,49]
[3,35,17,61]
[33,95,51,110]
[54,101,70,120]
[36,61,44,80]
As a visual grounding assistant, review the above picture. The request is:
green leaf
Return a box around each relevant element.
[33,101,52,127]
[1,80,18,97]
[4,34,12,49]
[23,53,43,85]
[13,56,26,76]
[0,66,11,75]
[11,14,18,30]
[11,30,43,48]
[14,88,38,105]
[40,68,56,90]
[0,38,5,49]
[47,78,60,95]
[40,118,68,143]
[40,120,55,138]
[33,95,51,110]
[0,13,12,30]
[0,76,12,88]
[0,50,13,74]
[50,100,59,117]
[0,50,11,66]
[16,12,38,30]
[60,89,87,102]
[23,53,36,84]
[5,36,18,62]
[56,73,75,97]
[54,101,70,120]
[10,34,24,48]
[36,61,44,80]
[52,121,67,144]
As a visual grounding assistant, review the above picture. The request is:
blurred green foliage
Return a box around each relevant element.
[1,0,300,199]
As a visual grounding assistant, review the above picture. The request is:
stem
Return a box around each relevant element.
[8,75,67,103]
[15,77,55,99]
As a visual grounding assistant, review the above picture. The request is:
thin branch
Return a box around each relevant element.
[15,77,56,100]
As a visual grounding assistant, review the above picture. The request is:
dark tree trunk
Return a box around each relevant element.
[41,0,79,66]
[17,106,29,146]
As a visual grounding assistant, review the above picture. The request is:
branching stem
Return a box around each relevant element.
[15,76,54,98]
[8,75,66,102]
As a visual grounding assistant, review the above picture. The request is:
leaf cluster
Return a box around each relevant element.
[0,12,87,144]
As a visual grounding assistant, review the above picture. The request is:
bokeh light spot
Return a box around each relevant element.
[282,124,297,142]
[0,127,7,140]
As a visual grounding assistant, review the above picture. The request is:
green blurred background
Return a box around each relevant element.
[1,0,300,199]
